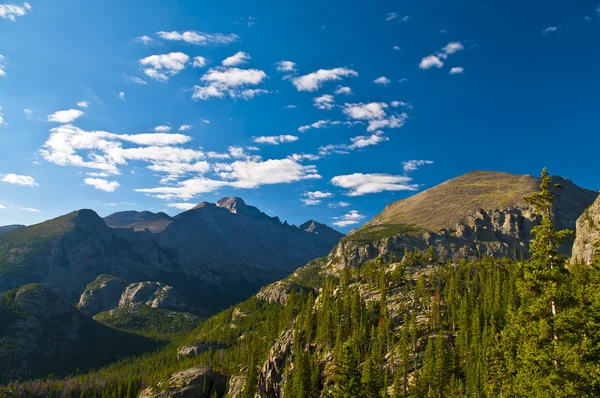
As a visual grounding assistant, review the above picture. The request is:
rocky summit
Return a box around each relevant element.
[329,171,598,268]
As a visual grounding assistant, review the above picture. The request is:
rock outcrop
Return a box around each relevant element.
[257,280,312,306]
[177,344,223,360]
[139,367,226,398]
[256,329,294,397]
[118,281,187,310]
[77,274,128,316]
[572,196,600,265]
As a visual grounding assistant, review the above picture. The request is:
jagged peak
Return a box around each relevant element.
[215,197,247,213]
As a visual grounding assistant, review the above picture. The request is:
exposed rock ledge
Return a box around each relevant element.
[572,196,600,265]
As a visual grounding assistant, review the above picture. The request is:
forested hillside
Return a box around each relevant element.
[3,169,600,397]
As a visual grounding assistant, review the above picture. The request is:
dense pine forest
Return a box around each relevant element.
[1,169,600,397]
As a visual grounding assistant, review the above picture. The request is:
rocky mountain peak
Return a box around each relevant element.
[216,196,247,213]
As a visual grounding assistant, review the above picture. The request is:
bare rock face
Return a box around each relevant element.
[176,344,223,360]
[77,274,128,316]
[256,281,310,306]
[572,196,600,265]
[118,282,187,310]
[256,329,294,397]
[139,367,226,398]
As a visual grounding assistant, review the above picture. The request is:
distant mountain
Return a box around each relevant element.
[0,224,25,234]
[0,198,343,315]
[300,220,345,248]
[104,210,173,233]
[331,171,598,267]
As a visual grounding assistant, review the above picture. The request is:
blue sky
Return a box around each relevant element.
[0,0,599,230]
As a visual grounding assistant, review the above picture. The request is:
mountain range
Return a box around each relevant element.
[1,170,599,392]
[0,197,343,314]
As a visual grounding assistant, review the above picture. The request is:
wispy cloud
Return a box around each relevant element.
[449,66,464,74]
[402,159,433,173]
[292,68,358,92]
[47,109,84,123]
[156,31,239,45]
[332,210,365,227]
[301,191,333,205]
[0,2,31,21]
[222,51,250,67]
[252,135,299,145]
[331,173,418,196]
[139,52,189,82]
[1,174,38,186]
[84,178,120,192]
[420,41,465,70]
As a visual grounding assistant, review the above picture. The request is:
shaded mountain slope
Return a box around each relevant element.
[0,198,343,315]
[104,210,173,233]
[0,224,25,235]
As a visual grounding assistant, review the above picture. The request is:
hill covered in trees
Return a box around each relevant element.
[2,169,600,397]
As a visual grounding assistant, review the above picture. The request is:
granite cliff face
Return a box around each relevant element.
[572,195,600,265]
[0,198,343,315]
[329,171,598,268]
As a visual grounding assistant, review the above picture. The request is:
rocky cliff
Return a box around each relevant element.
[572,195,600,265]
[329,171,598,268]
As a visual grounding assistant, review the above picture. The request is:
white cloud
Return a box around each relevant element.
[21,207,40,212]
[343,102,407,132]
[135,35,157,45]
[420,41,465,70]
[288,153,320,162]
[192,56,208,68]
[253,135,299,145]
[313,94,335,110]
[393,46,401,51]
[201,119,210,124]
[139,52,189,82]
[1,174,38,186]
[23,108,33,117]
[39,125,202,176]
[0,204,5,209]
[275,60,297,72]
[298,119,341,133]
[118,133,192,146]
[420,55,444,69]
[385,12,409,22]
[284,104,297,109]
[156,31,239,45]
[179,124,192,131]
[332,210,365,227]
[373,76,391,85]
[193,67,268,100]
[84,178,120,192]
[137,158,320,200]
[334,86,352,95]
[443,41,465,54]
[390,101,412,108]
[77,101,89,108]
[328,201,350,208]
[301,190,333,206]
[542,26,558,34]
[449,66,464,74]
[47,109,84,123]
[348,131,389,149]
[402,159,434,173]
[154,125,171,133]
[222,51,250,67]
[167,203,196,210]
[331,173,418,196]
[292,68,358,92]
[0,2,31,21]
[0,54,6,77]
[125,75,148,85]
[118,92,126,100]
